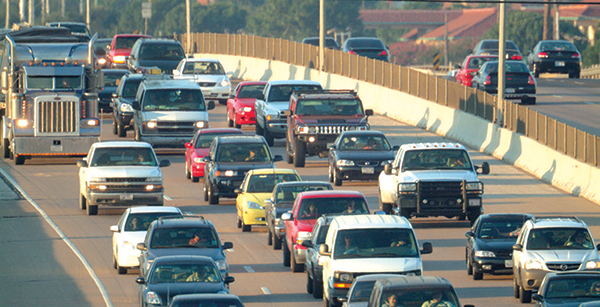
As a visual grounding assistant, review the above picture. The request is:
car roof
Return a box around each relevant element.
[183,58,222,63]
[478,213,534,220]
[216,135,266,144]
[195,128,243,135]
[138,38,181,44]
[401,142,466,151]
[238,81,268,86]
[275,181,331,188]
[339,130,386,137]
[297,190,365,199]
[355,274,407,282]
[92,141,153,149]
[143,79,200,90]
[332,215,412,230]
[267,80,322,86]
[152,255,214,265]
[527,216,588,229]
[248,168,297,175]
[376,276,453,289]
[127,206,183,214]
[152,216,213,228]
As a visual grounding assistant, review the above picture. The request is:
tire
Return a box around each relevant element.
[273,233,282,250]
[185,161,191,179]
[191,176,199,183]
[203,182,209,201]
[467,254,473,276]
[468,208,481,226]
[313,274,323,298]
[267,228,273,246]
[255,120,264,135]
[519,284,532,303]
[15,155,25,165]
[307,270,314,294]
[379,199,392,215]
[291,247,304,272]
[227,110,234,127]
[264,126,275,147]
[333,168,342,186]
[117,120,126,137]
[237,216,241,229]
[293,138,306,167]
[473,268,483,280]
[113,254,117,269]
[87,202,98,216]
[283,239,291,267]
[2,138,9,159]
[242,220,251,232]
[286,137,293,164]
[235,122,241,129]
[112,119,118,135]
[457,213,466,221]
[513,277,520,299]
[529,97,536,105]
[328,164,334,183]
[79,194,87,210]
[208,182,219,205]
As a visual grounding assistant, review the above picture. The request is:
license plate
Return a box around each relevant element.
[51,145,63,152]
[120,194,133,201]
[505,259,513,268]
[505,88,515,94]
[555,61,565,67]
[202,90,211,96]
[361,167,374,174]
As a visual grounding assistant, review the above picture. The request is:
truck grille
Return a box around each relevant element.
[547,263,581,271]
[155,121,196,134]
[103,185,155,192]
[106,178,148,183]
[317,125,349,134]
[36,99,79,135]
[420,181,463,199]
[355,160,380,166]
[198,82,217,87]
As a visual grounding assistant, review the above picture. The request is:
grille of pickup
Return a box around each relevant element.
[37,100,78,134]
[155,121,196,134]
[317,125,349,134]
[419,181,463,199]
[106,178,148,183]
[197,82,216,87]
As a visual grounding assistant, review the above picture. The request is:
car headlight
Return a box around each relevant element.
[399,183,417,192]
[356,126,368,131]
[335,272,353,282]
[466,182,483,190]
[119,103,134,112]
[193,157,203,163]
[215,259,228,271]
[195,121,207,129]
[146,121,157,129]
[145,291,161,305]
[474,250,496,258]
[146,177,162,182]
[297,126,309,134]
[98,58,107,65]
[336,159,355,167]
[247,201,264,209]
[524,260,543,270]
[113,56,126,64]
[89,177,107,182]
[586,260,600,269]
[241,106,252,112]
[223,170,237,177]
[266,114,278,121]
[297,231,312,244]
[220,79,231,87]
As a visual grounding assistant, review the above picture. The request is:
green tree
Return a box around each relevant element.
[482,10,544,54]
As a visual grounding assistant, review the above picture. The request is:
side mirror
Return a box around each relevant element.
[184,142,193,149]
[234,188,242,194]
[224,276,235,284]
[77,159,88,167]
[476,162,490,175]
[465,231,475,238]
[273,155,283,162]
[283,110,291,116]
[207,100,215,110]
[136,242,147,251]
[365,109,374,116]
[281,212,292,221]
[512,243,523,251]
[421,242,433,255]
[135,277,146,284]
[159,160,170,167]
[327,143,336,149]
[392,145,400,151]
[319,244,331,256]
[110,225,119,232]
[532,294,542,302]
[301,240,314,248]
[384,164,393,175]
[222,242,233,249]
[201,156,211,162]
[173,70,180,76]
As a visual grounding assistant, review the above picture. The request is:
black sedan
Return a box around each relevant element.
[99,69,129,113]
[302,37,340,50]
[169,294,244,307]
[470,39,523,60]
[471,60,536,105]
[264,181,332,250]
[532,271,600,307]
[136,255,234,307]
[527,40,581,79]
[327,130,397,186]
[466,213,534,280]
[341,37,390,62]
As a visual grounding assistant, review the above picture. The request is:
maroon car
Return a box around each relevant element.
[107,34,152,69]
[184,128,243,182]
[455,55,498,87]
[226,81,267,128]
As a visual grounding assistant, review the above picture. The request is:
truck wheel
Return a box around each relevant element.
[117,120,126,137]
[307,270,314,294]
[313,275,323,298]
[283,239,291,267]
[185,162,191,179]
[333,168,342,186]
[255,120,264,135]
[112,119,118,135]
[293,138,306,167]
[291,248,304,272]
[14,155,25,165]
[264,127,275,147]
[519,286,532,303]
[468,208,481,225]
[286,137,293,164]
[267,228,273,245]
[328,164,334,183]
[208,182,219,205]
[2,138,9,159]
[513,278,520,298]
[400,209,411,220]
[273,233,282,250]
[87,203,98,216]
[79,194,87,210]
[203,182,209,201]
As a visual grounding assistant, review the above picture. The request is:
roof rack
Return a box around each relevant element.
[157,215,186,224]
[531,216,583,223]
[292,89,357,98]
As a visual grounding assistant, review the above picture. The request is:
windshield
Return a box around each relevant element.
[143,89,206,111]
[483,62,529,74]
[334,228,417,259]
[298,197,368,220]
[275,184,332,203]
[26,76,82,90]
[267,84,321,102]
[122,78,142,98]
[194,132,242,149]
[297,98,364,116]
[125,213,182,232]
[150,263,220,284]
[182,61,225,75]
[104,72,127,87]
[151,227,219,248]
[246,173,301,193]
[541,42,577,52]
[338,135,390,151]
[380,288,459,307]
[477,218,528,239]
[90,147,157,167]
[527,228,593,250]
[139,44,184,61]
[115,36,142,49]
[238,84,265,99]
[215,143,271,162]
[402,149,471,171]
[544,277,600,300]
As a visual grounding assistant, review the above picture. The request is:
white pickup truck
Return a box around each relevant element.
[378,142,489,224]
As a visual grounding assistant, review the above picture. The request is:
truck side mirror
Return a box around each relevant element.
[365,109,374,116]
[384,164,393,175]
[421,242,433,254]
[76,160,88,167]
[207,100,215,110]
[283,110,291,116]
[319,244,331,256]
[512,244,523,251]
[222,242,233,249]
[476,162,490,175]
[136,243,147,251]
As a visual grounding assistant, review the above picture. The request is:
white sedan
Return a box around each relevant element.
[110,206,183,274]
[172,58,232,105]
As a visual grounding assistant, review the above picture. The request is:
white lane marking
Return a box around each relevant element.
[553,95,563,99]
[584,101,597,105]
[574,82,584,85]
[163,195,172,201]
[0,168,114,307]
[244,266,255,273]
[262,287,272,295]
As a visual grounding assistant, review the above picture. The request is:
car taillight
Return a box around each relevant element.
[513,55,522,60]
[537,52,548,58]
[378,50,388,56]
[349,50,357,55]
[483,76,491,86]
[528,75,535,85]
[572,52,581,59]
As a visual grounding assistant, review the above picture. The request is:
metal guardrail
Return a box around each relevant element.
[581,64,600,79]
[181,33,600,167]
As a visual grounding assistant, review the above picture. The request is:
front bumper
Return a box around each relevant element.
[518,268,550,291]
[398,195,482,217]
[13,135,100,156]
[337,165,385,181]
[297,134,338,156]
[242,208,267,226]
[265,120,287,137]
[274,225,286,240]
[293,244,307,264]
[473,256,513,275]
[88,190,164,206]
[201,86,230,102]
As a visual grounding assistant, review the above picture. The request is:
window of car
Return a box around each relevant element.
[246,173,300,193]
[122,78,142,98]
[114,36,143,50]
[125,213,182,232]
[267,84,322,102]
[477,218,527,239]
[275,184,331,203]
[103,72,128,87]
[346,38,385,49]
[298,197,368,221]
[215,143,271,162]
[183,61,225,75]
[541,42,577,52]
[350,280,378,303]
[139,43,184,61]
[402,149,471,170]
[194,132,242,149]
[149,263,220,284]
[526,228,593,250]
[544,277,600,299]
[339,135,390,151]
[379,288,459,307]
[296,98,363,116]
[238,84,266,99]
[333,228,417,259]
[142,89,206,111]
[91,147,157,166]
[151,227,219,248]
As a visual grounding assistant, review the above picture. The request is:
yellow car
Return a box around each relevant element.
[236,168,301,232]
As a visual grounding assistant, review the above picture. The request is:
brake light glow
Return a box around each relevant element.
[528,75,535,85]
[483,76,491,86]
[349,50,357,55]
[572,52,581,59]
[378,50,388,56]
[537,52,548,58]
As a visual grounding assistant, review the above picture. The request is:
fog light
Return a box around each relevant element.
[422,199,428,204]
[482,265,492,270]
[308,136,315,142]
[146,185,154,190]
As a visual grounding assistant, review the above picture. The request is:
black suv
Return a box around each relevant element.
[111,73,144,137]
[302,214,338,299]
[368,276,472,307]
[127,38,185,74]
[202,135,283,205]
[136,216,233,278]
[284,89,373,167]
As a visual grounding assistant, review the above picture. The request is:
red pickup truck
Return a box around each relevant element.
[281,190,370,272]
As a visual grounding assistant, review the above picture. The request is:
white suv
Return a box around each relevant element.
[77,141,170,215]
[512,216,600,303]
[318,215,432,307]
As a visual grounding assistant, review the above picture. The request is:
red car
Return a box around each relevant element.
[455,55,498,87]
[226,81,267,128]
[107,34,152,69]
[281,190,371,272]
[184,128,243,182]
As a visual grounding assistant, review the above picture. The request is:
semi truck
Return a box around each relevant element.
[0,25,102,165]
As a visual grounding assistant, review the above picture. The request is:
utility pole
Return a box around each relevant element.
[61,0,65,17]
[444,10,449,66]
[86,0,90,31]
[186,0,191,54]
[19,0,24,22]
[5,0,10,29]
[497,2,506,126]
[28,0,34,25]
[319,0,325,71]
[543,0,550,40]
[554,0,560,40]
[79,0,83,16]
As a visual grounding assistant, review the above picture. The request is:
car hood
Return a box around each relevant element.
[401,170,479,182]
[119,231,148,246]
[142,111,209,122]
[264,101,290,112]
[526,249,599,264]
[297,115,367,125]
[234,98,256,107]
[214,162,275,172]
[88,166,162,178]
[295,219,317,232]
[335,150,395,160]
[138,59,182,73]
[331,257,421,273]
[246,192,272,206]
[148,282,228,304]
[99,87,117,99]
[148,247,225,262]
[475,238,518,252]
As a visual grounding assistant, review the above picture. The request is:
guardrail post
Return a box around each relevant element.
[564,124,567,154]
[574,129,578,159]
[445,79,448,106]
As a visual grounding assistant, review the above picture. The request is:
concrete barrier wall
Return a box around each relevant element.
[200,54,600,206]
